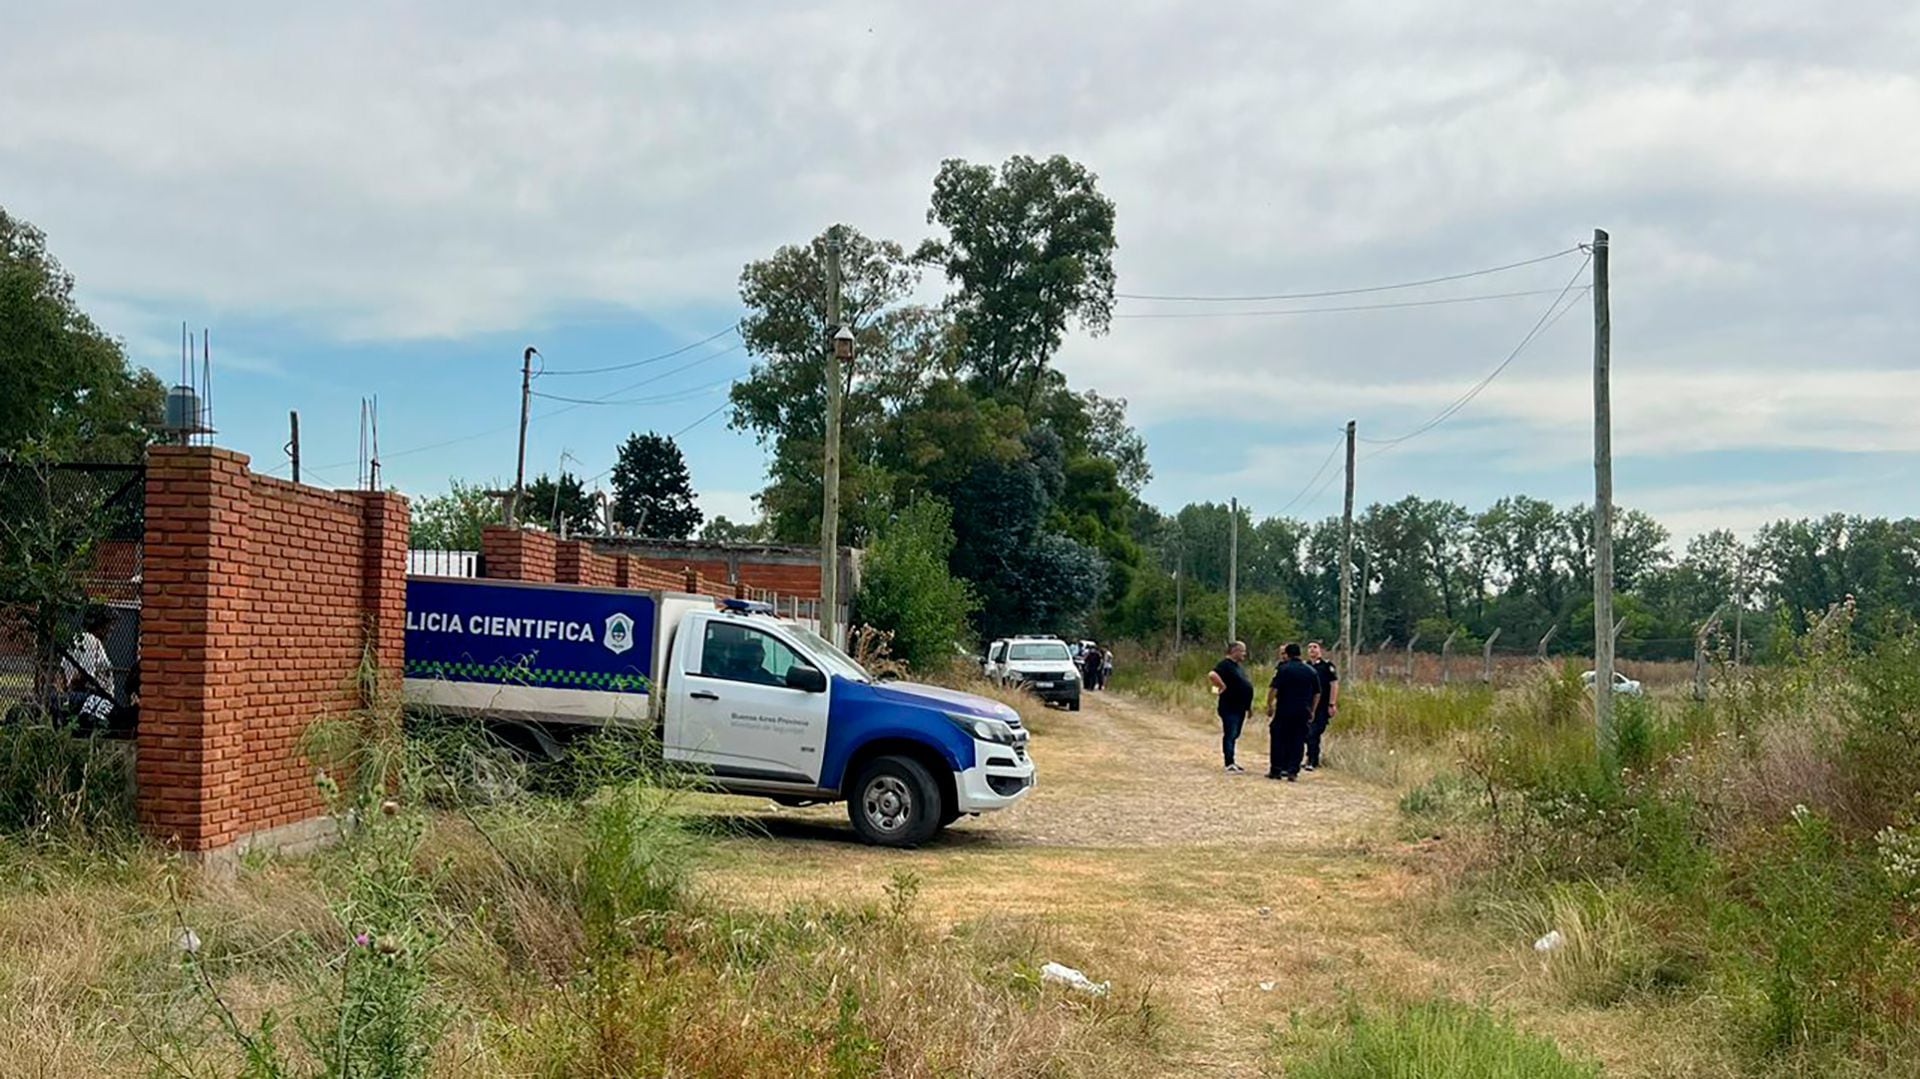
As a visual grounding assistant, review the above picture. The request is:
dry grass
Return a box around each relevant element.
[0,791,1166,1079]
[16,666,1845,1078]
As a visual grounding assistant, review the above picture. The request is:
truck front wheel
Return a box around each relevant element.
[848,755,944,848]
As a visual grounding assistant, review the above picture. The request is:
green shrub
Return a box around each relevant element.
[1609,692,1654,773]
[853,498,978,670]
[1716,807,1919,1061]
[0,720,133,839]
[1288,999,1600,1079]
[1839,628,1920,829]
[1400,771,1477,821]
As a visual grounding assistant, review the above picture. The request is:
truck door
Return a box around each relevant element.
[664,613,831,786]
[987,639,1008,683]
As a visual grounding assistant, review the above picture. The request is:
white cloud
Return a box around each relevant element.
[3,0,1918,526]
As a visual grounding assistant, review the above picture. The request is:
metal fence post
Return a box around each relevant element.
[1404,633,1421,684]
[1482,628,1501,683]
[1537,624,1558,663]
[1441,629,1461,684]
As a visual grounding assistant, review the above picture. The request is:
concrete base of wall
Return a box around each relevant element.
[187,814,340,878]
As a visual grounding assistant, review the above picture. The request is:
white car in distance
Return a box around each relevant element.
[1581,669,1644,696]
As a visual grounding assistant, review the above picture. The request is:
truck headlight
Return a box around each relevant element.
[1063,669,1078,681]
[945,712,1018,746]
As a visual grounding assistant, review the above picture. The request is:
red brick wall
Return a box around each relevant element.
[486,528,726,598]
[482,527,557,583]
[138,447,409,853]
[628,556,821,600]
[555,540,618,588]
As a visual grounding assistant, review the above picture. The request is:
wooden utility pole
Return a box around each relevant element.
[1340,419,1356,677]
[1591,228,1615,748]
[1173,546,1185,655]
[287,411,301,484]
[511,346,538,526]
[820,228,846,645]
[1228,497,1239,644]
[1355,553,1370,681]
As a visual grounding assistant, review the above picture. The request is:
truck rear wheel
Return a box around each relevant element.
[848,755,944,848]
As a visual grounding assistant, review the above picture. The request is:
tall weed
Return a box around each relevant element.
[1286,999,1600,1079]
[0,720,133,839]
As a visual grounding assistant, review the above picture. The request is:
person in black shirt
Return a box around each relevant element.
[1305,640,1339,771]
[1265,642,1322,781]
[1207,641,1254,773]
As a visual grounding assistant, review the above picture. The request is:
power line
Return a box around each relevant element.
[530,340,745,405]
[532,372,737,408]
[1357,255,1593,458]
[1112,287,1574,321]
[307,351,739,475]
[576,400,733,487]
[539,324,740,377]
[1116,246,1582,303]
[1270,433,1346,517]
[674,401,730,438]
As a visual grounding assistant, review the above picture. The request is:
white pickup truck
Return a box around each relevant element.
[404,578,1036,846]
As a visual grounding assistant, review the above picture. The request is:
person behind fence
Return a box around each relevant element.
[1304,640,1339,771]
[1101,646,1114,689]
[60,605,118,726]
[1265,642,1321,782]
[1208,640,1253,773]
[1082,640,1104,691]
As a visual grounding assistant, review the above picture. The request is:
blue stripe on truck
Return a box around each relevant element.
[819,678,976,793]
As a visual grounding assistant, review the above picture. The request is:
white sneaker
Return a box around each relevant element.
[1226,764,1246,774]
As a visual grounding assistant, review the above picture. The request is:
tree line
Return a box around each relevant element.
[1108,496,1920,663]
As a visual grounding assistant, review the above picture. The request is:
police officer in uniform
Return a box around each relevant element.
[1265,643,1321,781]
[1305,640,1339,771]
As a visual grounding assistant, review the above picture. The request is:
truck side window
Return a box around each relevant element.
[699,623,814,687]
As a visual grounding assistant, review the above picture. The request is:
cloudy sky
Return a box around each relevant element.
[4,1,1916,544]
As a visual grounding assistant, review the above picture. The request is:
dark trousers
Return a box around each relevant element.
[1268,712,1309,777]
[1306,714,1330,768]
[1219,711,1247,767]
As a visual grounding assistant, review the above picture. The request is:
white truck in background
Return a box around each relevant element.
[981,636,1081,711]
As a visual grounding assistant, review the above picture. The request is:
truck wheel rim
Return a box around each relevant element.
[864,776,913,833]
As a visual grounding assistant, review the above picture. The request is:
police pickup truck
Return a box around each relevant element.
[404,577,1035,846]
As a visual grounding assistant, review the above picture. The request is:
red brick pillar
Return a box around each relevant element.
[360,492,410,695]
[684,567,702,594]
[138,446,254,851]
[584,550,617,588]
[555,540,590,585]
[481,526,558,582]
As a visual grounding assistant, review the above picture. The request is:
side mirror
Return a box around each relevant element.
[786,665,828,693]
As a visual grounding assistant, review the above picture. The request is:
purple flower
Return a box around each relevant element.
[355,933,371,948]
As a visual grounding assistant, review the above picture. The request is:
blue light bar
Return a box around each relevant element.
[717,598,775,615]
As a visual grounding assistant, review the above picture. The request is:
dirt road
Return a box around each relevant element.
[697,690,1439,1076]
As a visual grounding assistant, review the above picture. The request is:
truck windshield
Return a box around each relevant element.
[785,625,871,682]
[1009,642,1071,662]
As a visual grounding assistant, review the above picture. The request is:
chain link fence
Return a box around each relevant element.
[0,462,143,724]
